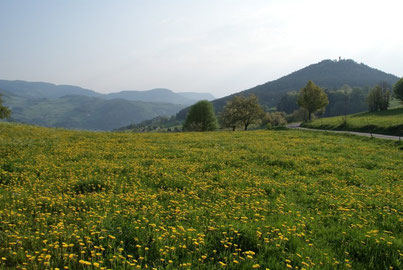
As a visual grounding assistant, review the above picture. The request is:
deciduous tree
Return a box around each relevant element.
[366,84,390,112]
[183,100,218,131]
[220,94,264,130]
[297,81,329,121]
[219,105,239,131]
[262,112,287,129]
[393,77,403,103]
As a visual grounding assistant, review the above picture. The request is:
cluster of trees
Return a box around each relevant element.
[262,111,287,129]
[183,95,267,132]
[184,75,403,132]
[393,78,403,104]
[277,86,367,117]
[366,83,391,112]
[354,79,403,112]
[277,78,403,118]
[183,80,330,132]
[325,86,367,116]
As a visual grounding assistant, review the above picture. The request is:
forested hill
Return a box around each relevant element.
[0,80,214,105]
[211,59,399,111]
[0,80,101,99]
[0,93,185,131]
[0,80,213,130]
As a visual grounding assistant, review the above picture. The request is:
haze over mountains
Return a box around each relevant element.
[0,80,214,130]
[104,89,214,104]
[0,80,215,104]
[1,59,400,130]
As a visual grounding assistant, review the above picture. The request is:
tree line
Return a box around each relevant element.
[183,78,403,132]
[278,78,403,118]
[183,80,324,131]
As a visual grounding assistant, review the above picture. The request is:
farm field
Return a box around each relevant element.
[0,123,402,269]
[302,107,403,136]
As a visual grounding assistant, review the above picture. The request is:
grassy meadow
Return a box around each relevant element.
[0,123,402,269]
[302,107,403,136]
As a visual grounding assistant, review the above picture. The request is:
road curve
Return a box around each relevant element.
[286,122,402,141]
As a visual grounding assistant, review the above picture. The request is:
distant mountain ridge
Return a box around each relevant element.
[177,92,215,101]
[0,91,185,130]
[105,89,196,105]
[210,59,400,111]
[0,80,214,105]
[0,80,101,99]
[0,80,215,130]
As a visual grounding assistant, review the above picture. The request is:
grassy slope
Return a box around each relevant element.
[302,107,403,136]
[0,123,402,269]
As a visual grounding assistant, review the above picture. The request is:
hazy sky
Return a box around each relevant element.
[1,0,402,97]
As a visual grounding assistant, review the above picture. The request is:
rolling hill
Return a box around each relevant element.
[104,89,197,105]
[210,59,400,112]
[302,106,403,136]
[0,80,101,99]
[0,80,215,130]
[0,80,214,105]
[177,92,215,101]
[1,91,185,131]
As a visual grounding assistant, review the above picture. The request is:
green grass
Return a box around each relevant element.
[389,97,402,108]
[0,122,402,269]
[303,107,403,136]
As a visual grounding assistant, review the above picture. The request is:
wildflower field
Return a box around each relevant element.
[0,123,402,270]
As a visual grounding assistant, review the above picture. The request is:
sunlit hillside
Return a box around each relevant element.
[303,107,403,136]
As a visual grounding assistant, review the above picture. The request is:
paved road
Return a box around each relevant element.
[286,122,402,141]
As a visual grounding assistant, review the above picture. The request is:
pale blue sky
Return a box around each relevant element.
[1,0,402,97]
